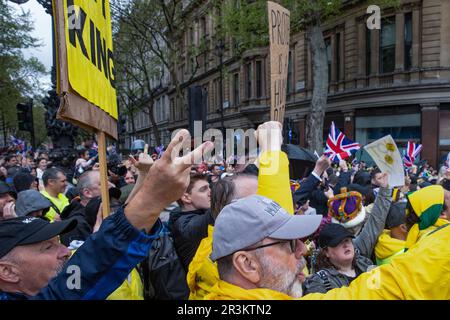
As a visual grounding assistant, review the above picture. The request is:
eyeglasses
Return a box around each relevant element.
[243,239,297,254]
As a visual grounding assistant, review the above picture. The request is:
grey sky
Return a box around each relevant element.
[11,0,52,89]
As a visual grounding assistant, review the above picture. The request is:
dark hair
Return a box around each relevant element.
[327,174,339,187]
[405,200,420,232]
[42,167,65,186]
[241,164,259,176]
[315,247,357,271]
[370,167,382,182]
[217,254,235,281]
[13,171,35,193]
[211,172,258,220]
[5,155,16,162]
[211,178,236,220]
[176,173,208,206]
[77,148,88,157]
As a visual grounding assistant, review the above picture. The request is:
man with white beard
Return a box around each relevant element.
[209,195,322,299]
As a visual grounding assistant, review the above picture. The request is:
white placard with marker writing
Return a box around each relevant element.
[364,135,405,187]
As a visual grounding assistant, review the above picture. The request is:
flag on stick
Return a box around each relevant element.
[324,122,360,163]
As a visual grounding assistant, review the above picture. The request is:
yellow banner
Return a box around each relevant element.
[63,0,117,119]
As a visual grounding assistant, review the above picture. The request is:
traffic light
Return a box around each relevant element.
[16,102,33,132]
[118,115,127,134]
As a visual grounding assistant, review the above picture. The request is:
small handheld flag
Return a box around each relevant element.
[324,122,360,163]
[403,141,422,168]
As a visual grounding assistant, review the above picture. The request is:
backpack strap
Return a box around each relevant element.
[317,270,334,291]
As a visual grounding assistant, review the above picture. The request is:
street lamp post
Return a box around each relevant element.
[215,39,225,137]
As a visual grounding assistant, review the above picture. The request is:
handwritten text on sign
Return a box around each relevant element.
[268,1,290,124]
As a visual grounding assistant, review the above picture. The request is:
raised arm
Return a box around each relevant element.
[125,130,213,232]
[353,172,392,257]
[255,121,294,214]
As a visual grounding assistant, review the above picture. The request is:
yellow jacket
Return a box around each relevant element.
[187,151,293,300]
[205,223,450,300]
[187,225,218,300]
[107,268,144,300]
[375,230,405,265]
[41,190,69,222]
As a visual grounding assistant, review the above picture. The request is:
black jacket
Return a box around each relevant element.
[168,207,214,271]
[293,171,352,216]
[60,200,92,246]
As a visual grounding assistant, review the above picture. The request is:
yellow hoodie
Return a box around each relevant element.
[405,185,448,250]
[187,151,293,300]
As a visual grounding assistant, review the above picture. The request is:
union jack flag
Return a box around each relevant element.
[9,135,25,151]
[324,121,360,163]
[403,141,422,168]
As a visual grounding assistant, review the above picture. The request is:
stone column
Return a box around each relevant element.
[421,103,440,168]
[338,31,345,92]
[330,34,337,93]
[298,117,306,148]
[369,29,380,87]
[394,13,405,84]
[357,22,366,89]
[343,111,355,141]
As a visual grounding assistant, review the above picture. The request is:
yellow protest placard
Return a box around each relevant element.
[63,0,117,119]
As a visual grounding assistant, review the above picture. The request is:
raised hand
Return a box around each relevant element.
[313,155,331,177]
[129,144,154,173]
[255,121,283,153]
[124,130,213,231]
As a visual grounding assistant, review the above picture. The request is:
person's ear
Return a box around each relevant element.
[181,193,192,205]
[232,251,261,284]
[399,224,408,234]
[324,248,331,259]
[0,261,20,284]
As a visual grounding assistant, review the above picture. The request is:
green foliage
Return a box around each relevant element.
[0,0,47,140]
[219,0,269,55]
[219,0,399,53]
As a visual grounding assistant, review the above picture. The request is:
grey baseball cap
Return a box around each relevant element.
[211,195,322,261]
[15,190,53,217]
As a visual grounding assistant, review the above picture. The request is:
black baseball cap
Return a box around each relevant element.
[385,202,407,229]
[0,216,77,258]
[318,223,355,248]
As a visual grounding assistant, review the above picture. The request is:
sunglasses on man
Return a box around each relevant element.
[243,239,298,254]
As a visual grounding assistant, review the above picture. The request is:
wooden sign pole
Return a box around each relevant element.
[97,131,111,218]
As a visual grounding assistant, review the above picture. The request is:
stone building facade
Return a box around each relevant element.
[127,0,450,167]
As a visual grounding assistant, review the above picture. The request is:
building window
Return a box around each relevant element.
[336,33,341,81]
[355,114,420,150]
[202,84,209,113]
[380,16,396,74]
[325,38,332,83]
[256,61,263,98]
[440,111,450,147]
[404,12,413,71]
[366,28,371,75]
[233,73,240,106]
[245,62,252,99]
[287,51,293,94]
[214,78,220,110]
[170,98,175,121]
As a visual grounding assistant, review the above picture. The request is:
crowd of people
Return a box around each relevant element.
[0,123,449,300]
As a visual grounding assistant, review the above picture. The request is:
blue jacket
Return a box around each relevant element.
[0,207,162,300]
